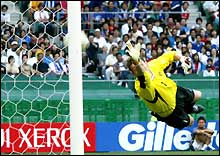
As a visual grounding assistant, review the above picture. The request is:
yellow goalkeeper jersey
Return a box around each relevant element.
[135,51,178,117]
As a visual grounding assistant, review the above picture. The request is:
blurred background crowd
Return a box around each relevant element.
[1,1,219,84]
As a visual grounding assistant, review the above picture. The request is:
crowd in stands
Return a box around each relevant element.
[1,1,68,78]
[1,1,219,85]
[81,0,219,84]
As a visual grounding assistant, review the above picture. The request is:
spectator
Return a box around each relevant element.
[152,19,163,38]
[1,45,7,74]
[19,29,31,45]
[101,22,110,39]
[17,41,29,59]
[211,48,219,64]
[205,41,215,57]
[92,5,105,29]
[49,52,64,75]
[203,64,216,77]
[94,28,107,49]
[54,34,65,49]
[106,33,117,54]
[97,45,108,79]
[191,53,203,74]
[174,22,182,36]
[29,33,38,49]
[161,37,171,51]
[20,54,33,77]
[140,48,146,62]
[187,42,197,57]
[6,55,20,77]
[54,2,67,24]
[175,41,183,55]
[105,45,118,81]
[32,50,51,76]
[136,36,146,49]
[117,40,125,56]
[134,2,147,21]
[206,58,215,69]
[6,41,22,67]
[121,34,130,50]
[145,1,153,11]
[58,49,66,65]
[82,4,90,30]
[137,19,147,36]
[113,52,129,87]
[188,29,197,44]
[103,1,118,20]
[150,35,158,50]
[192,17,206,31]
[112,28,121,43]
[43,49,54,65]
[87,1,100,10]
[175,36,182,45]
[210,29,219,49]
[167,17,175,29]
[147,49,158,62]
[181,1,190,21]
[159,2,170,25]
[190,116,215,151]
[200,29,207,43]
[179,19,190,42]
[1,5,10,23]
[130,22,143,42]
[86,33,99,68]
[145,43,152,61]
[30,1,43,11]
[118,1,130,25]
[108,18,117,34]
[192,34,204,53]
[167,27,178,47]
[26,49,39,67]
[147,3,159,21]
[205,22,213,37]
[121,17,133,36]
[199,45,208,66]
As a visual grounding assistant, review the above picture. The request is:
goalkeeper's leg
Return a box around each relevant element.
[178,86,204,114]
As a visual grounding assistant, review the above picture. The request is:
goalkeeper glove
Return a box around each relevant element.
[125,40,140,62]
[180,56,191,74]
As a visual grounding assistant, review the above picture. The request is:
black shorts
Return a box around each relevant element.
[154,86,195,130]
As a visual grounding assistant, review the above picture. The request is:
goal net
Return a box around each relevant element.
[1,1,83,155]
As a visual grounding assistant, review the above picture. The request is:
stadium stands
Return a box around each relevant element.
[1,1,219,81]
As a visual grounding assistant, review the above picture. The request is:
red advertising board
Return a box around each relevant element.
[1,122,96,153]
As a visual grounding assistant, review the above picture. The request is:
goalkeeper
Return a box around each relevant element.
[125,40,204,130]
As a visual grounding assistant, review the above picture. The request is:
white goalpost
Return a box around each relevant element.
[68,1,84,155]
